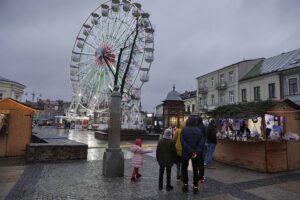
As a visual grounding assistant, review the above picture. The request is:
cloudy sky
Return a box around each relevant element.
[1,0,300,111]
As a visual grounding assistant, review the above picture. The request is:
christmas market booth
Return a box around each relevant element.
[208,99,300,173]
[0,98,36,157]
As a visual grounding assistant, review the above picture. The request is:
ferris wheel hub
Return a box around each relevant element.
[95,43,116,66]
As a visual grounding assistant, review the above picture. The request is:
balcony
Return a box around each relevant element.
[216,82,227,90]
[198,87,208,94]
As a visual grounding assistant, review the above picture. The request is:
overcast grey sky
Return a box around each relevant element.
[1,0,300,111]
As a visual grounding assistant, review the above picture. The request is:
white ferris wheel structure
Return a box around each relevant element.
[68,0,154,129]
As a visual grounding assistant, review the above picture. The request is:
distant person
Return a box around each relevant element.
[181,116,204,194]
[130,138,153,182]
[196,117,207,183]
[156,128,177,191]
[205,119,217,169]
[172,125,184,180]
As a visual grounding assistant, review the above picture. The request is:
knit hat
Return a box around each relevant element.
[134,138,142,146]
[163,128,172,139]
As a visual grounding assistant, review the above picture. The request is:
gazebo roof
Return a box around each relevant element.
[164,85,183,102]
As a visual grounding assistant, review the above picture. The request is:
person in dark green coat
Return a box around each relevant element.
[156,128,177,191]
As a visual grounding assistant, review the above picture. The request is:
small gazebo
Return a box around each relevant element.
[163,85,185,129]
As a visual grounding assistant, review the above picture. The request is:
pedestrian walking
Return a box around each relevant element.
[205,119,217,169]
[196,117,207,183]
[130,138,153,182]
[181,116,204,194]
[156,128,177,191]
[172,125,183,180]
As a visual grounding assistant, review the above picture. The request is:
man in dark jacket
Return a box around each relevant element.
[181,116,204,194]
[196,117,207,182]
[205,119,217,168]
[156,128,177,191]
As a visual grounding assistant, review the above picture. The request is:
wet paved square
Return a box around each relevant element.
[1,127,300,200]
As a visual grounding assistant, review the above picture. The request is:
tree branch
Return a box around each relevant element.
[120,18,139,95]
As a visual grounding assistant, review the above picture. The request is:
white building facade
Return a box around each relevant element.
[180,90,196,114]
[0,76,26,102]
[239,48,300,104]
[196,59,262,113]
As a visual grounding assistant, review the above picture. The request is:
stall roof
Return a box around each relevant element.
[207,99,300,119]
[0,98,37,113]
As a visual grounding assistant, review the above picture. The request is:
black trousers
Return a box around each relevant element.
[182,157,199,186]
[198,148,206,179]
[159,166,172,187]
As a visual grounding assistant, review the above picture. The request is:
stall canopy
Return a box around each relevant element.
[0,98,37,113]
[207,99,300,119]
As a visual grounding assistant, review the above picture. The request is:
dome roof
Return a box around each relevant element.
[164,85,183,101]
[0,76,25,88]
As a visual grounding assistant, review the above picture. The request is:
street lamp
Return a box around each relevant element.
[101,1,154,177]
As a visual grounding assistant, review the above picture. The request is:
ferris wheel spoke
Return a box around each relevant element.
[108,12,130,46]
[75,52,95,56]
[111,12,130,42]
[83,40,97,49]
[74,57,96,65]
[89,33,102,47]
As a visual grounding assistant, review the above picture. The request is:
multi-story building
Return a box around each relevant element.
[180,90,196,114]
[0,76,26,102]
[196,58,263,113]
[240,48,300,104]
[26,99,65,121]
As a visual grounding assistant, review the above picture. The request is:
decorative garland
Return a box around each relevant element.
[207,100,278,119]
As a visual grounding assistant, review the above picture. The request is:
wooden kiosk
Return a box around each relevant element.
[0,98,36,157]
[209,99,300,173]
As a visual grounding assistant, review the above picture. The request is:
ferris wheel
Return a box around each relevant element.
[69,0,154,115]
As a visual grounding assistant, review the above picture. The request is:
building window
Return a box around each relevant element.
[211,94,215,105]
[229,71,234,82]
[254,86,260,101]
[203,96,207,106]
[288,78,298,95]
[187,105,190,113]
[192,104,195,112]
[241,89,247,102]
[219,93,225,105]
[203,80,207,88]
[220,74,225,83]
[199,81,202,88]
[199,97,202,106]
[0,93,2,100]
[229,91,235,103]
[268,83,276,99]
[211,77,214,87]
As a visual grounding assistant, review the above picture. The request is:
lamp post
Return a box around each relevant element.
[102,2,154,177]
[102,18,140,177]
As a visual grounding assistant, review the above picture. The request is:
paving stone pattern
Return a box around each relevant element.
[5,156,300,200]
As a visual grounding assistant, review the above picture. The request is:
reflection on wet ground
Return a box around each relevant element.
[33,126,157,161]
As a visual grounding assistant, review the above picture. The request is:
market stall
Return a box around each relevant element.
[0,98,36,157]
[208,99,300,173]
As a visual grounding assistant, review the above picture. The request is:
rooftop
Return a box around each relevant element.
[0,75,26,88]
[242,48,300,80]
[164,85,183,101]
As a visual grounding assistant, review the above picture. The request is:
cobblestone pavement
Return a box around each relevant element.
[5,155,300,200]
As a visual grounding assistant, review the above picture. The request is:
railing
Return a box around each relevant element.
[198,87,208,94]
[216,82,227,90]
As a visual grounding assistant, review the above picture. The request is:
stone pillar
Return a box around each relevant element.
[102,89,124,177]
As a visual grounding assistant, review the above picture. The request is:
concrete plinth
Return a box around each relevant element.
[102,148,124,177]
[102,88,124,177]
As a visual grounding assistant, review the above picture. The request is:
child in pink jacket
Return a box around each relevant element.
[130,138,153,181]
